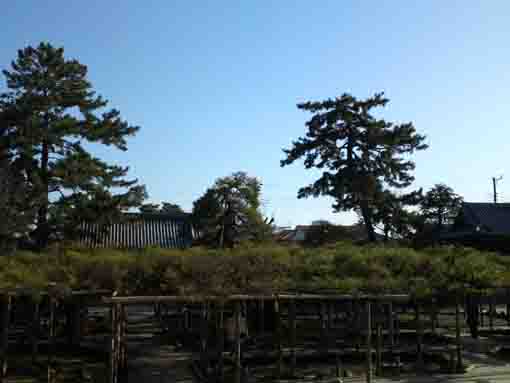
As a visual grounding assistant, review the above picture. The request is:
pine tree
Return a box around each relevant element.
[0,42,146,248]
[420,183,463,229]
[192,172,271,247]
[281,93,427,241]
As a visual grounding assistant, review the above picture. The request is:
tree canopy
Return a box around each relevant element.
[192,171,272,247]
[139,202,185,215]
[281,93,427,241]
[0,42,146,248]
[420,183,463,229]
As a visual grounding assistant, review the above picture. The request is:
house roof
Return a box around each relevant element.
[459,202,510,234]
[79,213,195,249]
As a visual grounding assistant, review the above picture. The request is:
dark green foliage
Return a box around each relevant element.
[281,93,427,241]
[161,202,184,214]
[420,183,463,229]
[0,42,146,248]
[192,171,272,247]
[369,188,423,240]
[0,150,38,251]
[139,202,185,215]
[139,203,161,213]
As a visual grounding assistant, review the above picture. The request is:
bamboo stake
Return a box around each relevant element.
[365,301,372,383]
[0,295,11,383]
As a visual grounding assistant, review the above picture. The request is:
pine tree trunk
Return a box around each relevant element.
[360,200,376,242]
[36,140,49,249]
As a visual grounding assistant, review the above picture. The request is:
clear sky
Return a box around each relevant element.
[2,1,509,227]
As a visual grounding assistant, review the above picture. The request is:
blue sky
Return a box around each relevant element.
[2,1,509,226]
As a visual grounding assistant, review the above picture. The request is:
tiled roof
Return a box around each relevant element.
[79,213,194,249]
[461,203,510,234]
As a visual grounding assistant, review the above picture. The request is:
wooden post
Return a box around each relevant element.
[200,302,208,371]
[217,302,224,383]
[431,302,438,334]
[234,300,242,383]
[489,295,494,331]
[320,301,327,355]
[289,299,296,377]
[120,305,127,372]
[109,303,118,383]
[388,302,394,352]
[47,296,56,383]
[455,298,463,372]
[116,304,123,377]
[506,288,510,327]
[365,300,372,383]
[0,295,11,383]
[395,308,400,346]
[376,324,382,376]
[274,297,282,380]
[258,299,265,335]
[69,299,82,347]
[416,303,424,370]
[31,297,40,364]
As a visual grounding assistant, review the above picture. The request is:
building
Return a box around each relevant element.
[440,202,510,251]
[79,213,195,249]
[274,223,376,245]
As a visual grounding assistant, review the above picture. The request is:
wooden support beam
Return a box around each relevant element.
[200,302,209,371]
[47,296,56,383]
[507,289,510,327]
[115,304,123,377]
[455,298,463,372]
[274,297,282,380]
[234,300,242,383]
[375,324,382,376]
[258,299,265,335]
[0,295,11,383]
[320,301,327,355]
[109,303,118,383]
[31,297,40,364]
[217,302,224,383]
[289,299,296,377]
[365,300,372,383]
[70,299,82,347]
[388,302,394,353]
[489,295,494,331]
[120,305,127,372]
[416,303,424,370]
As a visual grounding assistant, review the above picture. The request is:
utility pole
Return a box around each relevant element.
[492,176,503,203]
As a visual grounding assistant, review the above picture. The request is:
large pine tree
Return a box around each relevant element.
[0,42,146,248]
[281,93,427,241]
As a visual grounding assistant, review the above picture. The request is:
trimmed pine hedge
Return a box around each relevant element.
[1,243,509,297]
